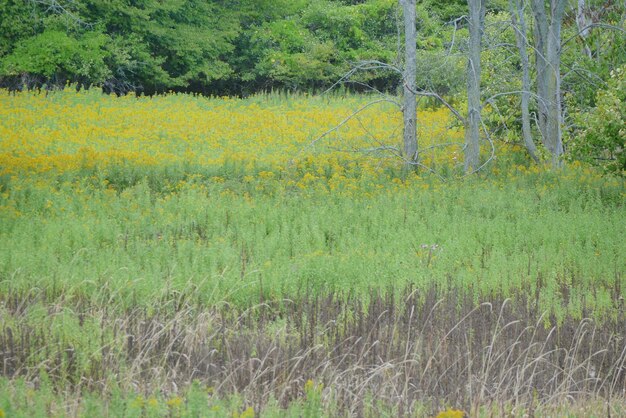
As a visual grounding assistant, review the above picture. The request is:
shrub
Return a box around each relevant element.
[569,65,625,176]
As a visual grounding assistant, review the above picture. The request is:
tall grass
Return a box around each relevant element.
[1,170,622,319]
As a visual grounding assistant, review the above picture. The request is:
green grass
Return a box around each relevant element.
[2,376,624,418]
[1,166,623,321]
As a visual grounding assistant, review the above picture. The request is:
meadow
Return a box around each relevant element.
[0,88,624,417]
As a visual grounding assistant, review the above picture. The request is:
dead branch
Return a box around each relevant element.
[297,99,397,160]
[461,114,496,177]
[29,0,93,28]
[446,15,468,56]
[561,23,626,49]
[321,60,402,96]
[484,90,551,108]
[404,85,465,123]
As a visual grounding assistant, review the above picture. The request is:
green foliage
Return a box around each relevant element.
[140,1,239,87]
[0,0,398,93]
[420,0,467,22]
[0,0,39,56]
[0,377,254,417]
[414,50,465,96]
[239,0,397,91]
[0,0,241,93]
[0,0,623,100]
[249,19,338,88]
[569,66,626,176]
[1,29,112,84]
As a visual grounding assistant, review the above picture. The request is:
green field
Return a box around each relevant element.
[0,90,625,417]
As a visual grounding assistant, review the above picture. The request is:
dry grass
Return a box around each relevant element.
[2,286,624,416]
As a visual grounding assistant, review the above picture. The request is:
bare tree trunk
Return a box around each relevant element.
[464,0,486,172]
[510,0,540,163]
[576,0,593,58]
[545,0,566,167]
[530,0,549,144]
[531,0,566,168]
[401,0,418,167]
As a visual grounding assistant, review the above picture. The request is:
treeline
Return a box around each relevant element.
[0,0,474,95]
[1,1,623,98]
[1,1,622,99]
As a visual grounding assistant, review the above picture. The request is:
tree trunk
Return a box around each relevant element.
[576,0,592,58]
[545,0,566,167]
[401,0,418,167]
[510,0,539,163]
[531,0,566,168]
[464,0,486,172]
[530,0,549,144]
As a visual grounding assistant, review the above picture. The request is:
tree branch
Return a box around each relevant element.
[561,23,626,48]
[321,60,402,96]
[29,0,93,28]
[301,99,396,154]
[403,84,465,124]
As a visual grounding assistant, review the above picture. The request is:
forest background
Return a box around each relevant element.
[1,0,473,95]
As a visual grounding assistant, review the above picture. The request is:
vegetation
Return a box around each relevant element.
[1,0,625,415]
[569,65,626,176]
[1,89,625,416]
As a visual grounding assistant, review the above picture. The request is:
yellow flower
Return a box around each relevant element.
[304,379,315,392]
[435,408,466,418]
[240,406,255,418]
[130,396,145,409]
[166,396,183,408]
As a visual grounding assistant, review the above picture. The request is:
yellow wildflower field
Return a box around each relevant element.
[0,87,464,180]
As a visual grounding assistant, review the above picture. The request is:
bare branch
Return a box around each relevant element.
[420,141,465,152]
[561,23,626,49]
[484,90,551,108]
[562,65,608,88]
[29,0,93,28]
[321,60,402,96]
[405,86,466,124]
[297,99,396,158]
[337,80,402,108]
[446,15,468,56]
[400,157,449,182]
[328,145,400,154]
[485,99,510,133]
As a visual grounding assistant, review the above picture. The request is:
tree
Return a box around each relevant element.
[575,0,592,58]
[0,0,241,94]
[1,29,112,87]
[484,0,624,167]
[509,0,540,162]
[530,0,567,167]
[400,0,418,165]
[464,0,486,172]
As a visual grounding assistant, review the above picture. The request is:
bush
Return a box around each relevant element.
[569,65,625,176]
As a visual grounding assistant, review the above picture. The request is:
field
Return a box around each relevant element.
[0,88,625,417]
